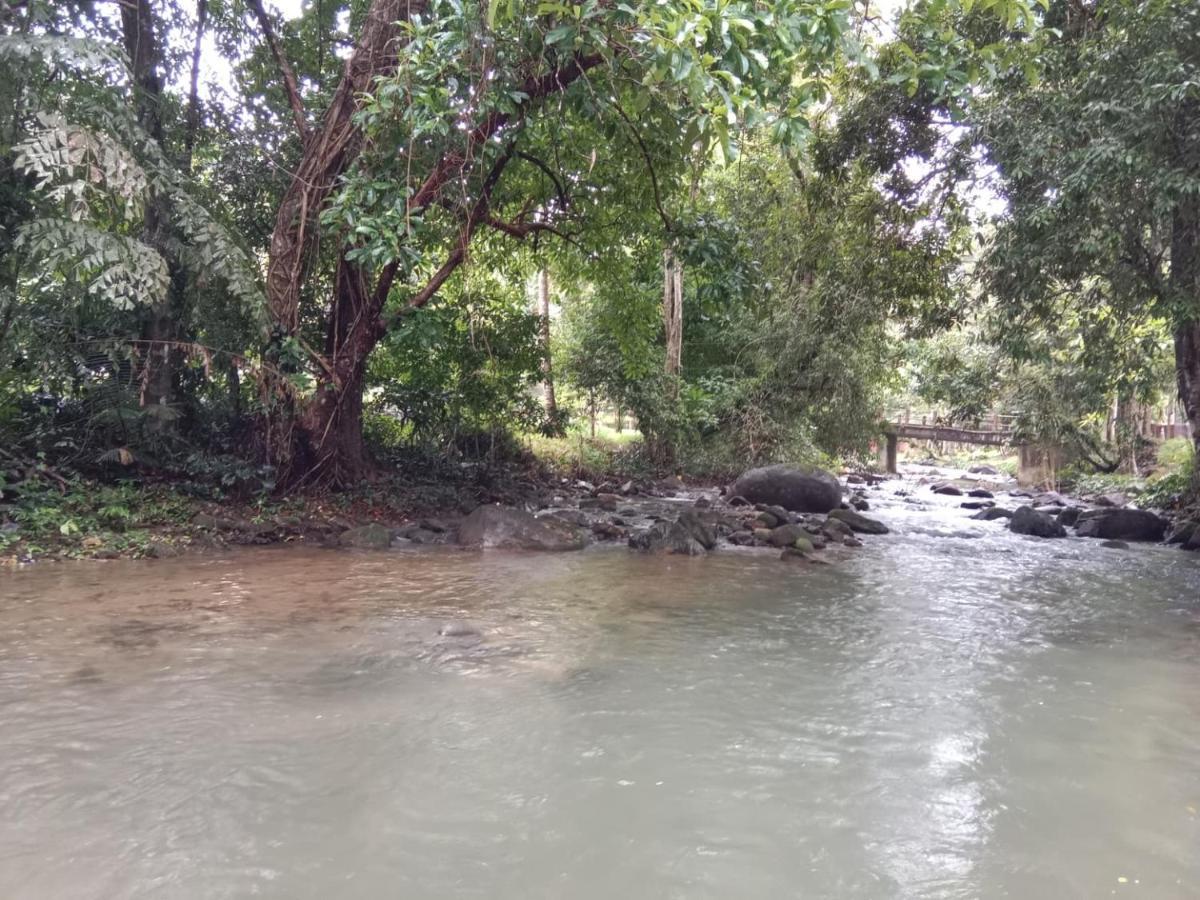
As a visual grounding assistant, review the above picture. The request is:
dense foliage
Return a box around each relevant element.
[2,0,1195,509]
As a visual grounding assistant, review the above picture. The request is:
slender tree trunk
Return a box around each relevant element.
[663,249,683,379]
[121,0,184,420]
[1172,198,1200,460]
[539,268,558,424]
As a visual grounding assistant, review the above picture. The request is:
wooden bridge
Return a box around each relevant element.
[879,413,1020,474]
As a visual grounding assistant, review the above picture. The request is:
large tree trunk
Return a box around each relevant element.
[257,9,598,487]
[264,0,420,332]
[290,256,385,485]
[260,0,424,485]
[1172,199,1200,460]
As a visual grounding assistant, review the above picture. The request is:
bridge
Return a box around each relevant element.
[879,413,1020,474]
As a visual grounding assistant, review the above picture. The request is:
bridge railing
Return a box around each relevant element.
[884,409,1019,433]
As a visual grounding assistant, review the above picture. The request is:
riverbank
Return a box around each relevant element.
[5,449,1198,567]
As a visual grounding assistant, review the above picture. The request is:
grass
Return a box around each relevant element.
[525,423,649,481]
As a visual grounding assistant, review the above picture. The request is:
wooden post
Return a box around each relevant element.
[886,433,898,474]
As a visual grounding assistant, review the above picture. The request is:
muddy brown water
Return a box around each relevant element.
[2,482,1199,898]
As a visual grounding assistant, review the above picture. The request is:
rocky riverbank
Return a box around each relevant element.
[5,457,1198,566]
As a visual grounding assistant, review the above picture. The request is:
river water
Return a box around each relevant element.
[2,480,1199,899]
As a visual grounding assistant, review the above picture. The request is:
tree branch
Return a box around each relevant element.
[390,143,517,319]
[183,0,208,168]
[246,0,309,141]
[371,52,605,313]
[608,98,672,232]
[515,151,570,208]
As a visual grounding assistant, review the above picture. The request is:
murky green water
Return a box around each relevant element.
[2,486,1199,898]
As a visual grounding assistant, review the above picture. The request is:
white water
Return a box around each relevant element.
[2,478,1199,898]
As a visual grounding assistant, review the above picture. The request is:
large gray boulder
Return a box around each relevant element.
[728,465,841,513]
[458,505,588,551]
[1009,506,1066,538]
[1075,508,1167,542]
[827,508,889,535]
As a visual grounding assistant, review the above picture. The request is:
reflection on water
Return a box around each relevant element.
[2,490,1200,899]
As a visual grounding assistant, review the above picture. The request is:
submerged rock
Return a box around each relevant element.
[1057,506,1082,528]
[341,523,396,549]
[1166,521,1197,545]
[968,464,1000,475]
[628,510,716,556]
[827,508,889,535]
[1075,508,1167,542]
[729,465,841,513]
[821,516,855,539]
[1009,506,1067,538]
[780,547,824,565]
[767,523,811,547]
[458,505,588,551]
[971,507,1013,521]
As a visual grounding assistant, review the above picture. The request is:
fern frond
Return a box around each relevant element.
[16,218,169,310]
[14,113,149,222]
[0,33,127,76]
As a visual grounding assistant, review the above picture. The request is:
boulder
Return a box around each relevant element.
[458,505,588,551]
[729,465,841,513]
[960,500,994,510]
[933,483,963,496]
[628,510,716,556]
[1075,508,1167,542]
[1094,492,1128,508]
[851,497,871,511]
[971,507,1013,521]
[1009,506,1066,538]
[341,523,396,549]
[968,464,1000,475]
[827,508,889,535]
[967,488,994,498]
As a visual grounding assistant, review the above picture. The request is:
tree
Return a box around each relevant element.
[248,0,866,486]
[974,0,1200,471]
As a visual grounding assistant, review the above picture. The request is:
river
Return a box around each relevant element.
[2,477,1199,898]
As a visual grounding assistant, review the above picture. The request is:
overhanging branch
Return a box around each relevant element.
[247,0,309,141]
